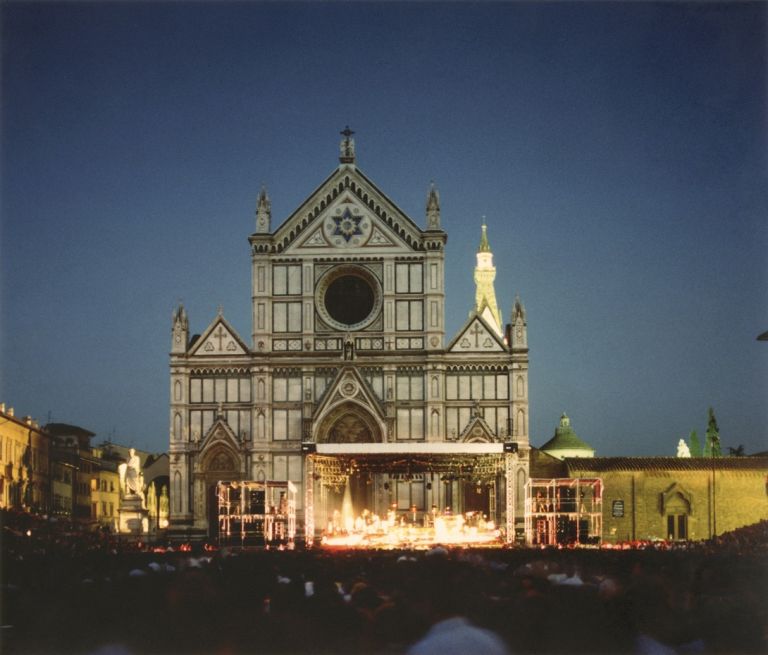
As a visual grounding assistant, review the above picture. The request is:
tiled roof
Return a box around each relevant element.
[565,457,768,472]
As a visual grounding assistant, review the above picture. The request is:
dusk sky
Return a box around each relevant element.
[2,2,766,457]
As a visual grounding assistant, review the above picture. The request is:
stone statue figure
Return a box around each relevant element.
[676,439,691,458]
[118,448,145,498]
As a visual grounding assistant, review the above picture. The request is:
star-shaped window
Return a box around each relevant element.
[332,208,364,242]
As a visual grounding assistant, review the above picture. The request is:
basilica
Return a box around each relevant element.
[168,130,530,543]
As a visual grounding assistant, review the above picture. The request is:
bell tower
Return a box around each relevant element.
[473,222,503,336]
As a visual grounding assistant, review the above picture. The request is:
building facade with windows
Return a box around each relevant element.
[0,404,50,513]
[168,132,531,541]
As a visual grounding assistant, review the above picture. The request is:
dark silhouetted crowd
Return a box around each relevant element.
[2,510,767,654]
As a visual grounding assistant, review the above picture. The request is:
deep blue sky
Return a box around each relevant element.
[2,2,766,456]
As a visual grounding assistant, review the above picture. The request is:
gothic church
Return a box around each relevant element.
[168,131,530,541]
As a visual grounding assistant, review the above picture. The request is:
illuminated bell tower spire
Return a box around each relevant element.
[474,221,503,337]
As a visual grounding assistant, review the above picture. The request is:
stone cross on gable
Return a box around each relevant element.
[470,323,484,347]
[214,326,227,351]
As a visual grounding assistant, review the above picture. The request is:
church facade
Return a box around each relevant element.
[168,131,530,541]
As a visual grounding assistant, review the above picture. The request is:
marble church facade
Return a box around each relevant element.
[168,131,530,541]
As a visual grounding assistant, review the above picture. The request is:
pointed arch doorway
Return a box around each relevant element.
[314,402,384,530]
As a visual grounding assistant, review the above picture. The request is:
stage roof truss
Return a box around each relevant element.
[308,452,505,491]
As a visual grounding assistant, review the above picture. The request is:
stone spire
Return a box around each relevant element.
[426,182,440,230]
[511,294,527,350]
[171,303,189,354]
[339,126,355,164]
[255,187,271,233]
[474,221,503,336]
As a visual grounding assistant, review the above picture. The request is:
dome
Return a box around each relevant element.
[539,413,595,460]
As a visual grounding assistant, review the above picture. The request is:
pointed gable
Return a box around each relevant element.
[313,366,385,422]
[270,166,434,255]
[199,418,243,473]
[447,313,507,353]
[460,413,498,442]
[189,315,249,357]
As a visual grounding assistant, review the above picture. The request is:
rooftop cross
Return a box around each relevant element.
[339,126,356,164]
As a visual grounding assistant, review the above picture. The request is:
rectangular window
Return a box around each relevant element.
[273,304,287,332]
[190,379,202,403]
[287,377,302,401]
[395,263,423,293]
[239,411,251,440]
[458,375,471,400]
[496,375,508,399]
[227,378,239,402]
[273,410,287,440]
[202,411,215,437]
[273,302,301,332]
[287,265,301,295]
[396,373,423,400]
[239,378,251,402]
[395,300,423,331]
[471,376,483,400]
[273,378,287,402]
[215,378,226,403]
[190,411,202,441]
[446,376,457,400]
[273,266,287,295]
[397,408,423,440]
[288,302,301,331]
[409,264,423,293]
[202,379,214,403]
[483,375,495,400]
[273,265,301,295]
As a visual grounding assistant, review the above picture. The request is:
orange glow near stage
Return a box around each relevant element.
[320,511,503,550]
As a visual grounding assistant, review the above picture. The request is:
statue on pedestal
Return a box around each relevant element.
[118,448,145,506]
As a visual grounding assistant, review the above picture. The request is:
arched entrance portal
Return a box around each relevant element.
[200,446,242,540]
[315,403,383,529]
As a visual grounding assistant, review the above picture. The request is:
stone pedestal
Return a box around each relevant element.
[118,495,149,536]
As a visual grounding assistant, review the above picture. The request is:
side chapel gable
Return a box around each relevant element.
[447,312,508,353]
[188,315,249,357]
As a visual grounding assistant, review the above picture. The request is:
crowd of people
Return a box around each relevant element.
[2,510,767,654]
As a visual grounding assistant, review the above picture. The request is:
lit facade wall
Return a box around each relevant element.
[0,405,50,513]
[566,458,768,542]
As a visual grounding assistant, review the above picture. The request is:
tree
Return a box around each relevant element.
[689,430,702,457]
[705,407,722,457]
[727,444,745,457]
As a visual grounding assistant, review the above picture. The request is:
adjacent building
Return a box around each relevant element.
[0,403,50,513]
